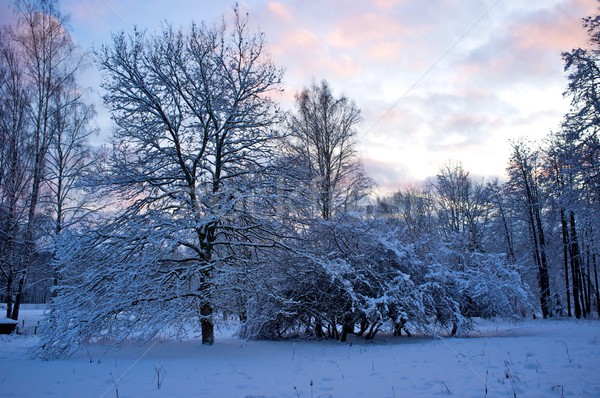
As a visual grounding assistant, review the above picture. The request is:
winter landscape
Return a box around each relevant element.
[1,305,599,398]
[2,0,600,397]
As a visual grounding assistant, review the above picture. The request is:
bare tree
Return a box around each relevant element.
[558,5,600,317]
[377,187,435,239]
[63,8,285,346]
[0,0,93,317]
[286,80,373,221]
[431,162,493,252]
[506,140,552,318]
[44,73,96,239]
[8,0,82,319]
[0,28,31,317]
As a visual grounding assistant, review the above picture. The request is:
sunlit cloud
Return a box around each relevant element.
[15,0,594,193]
[267,2,293,22]
[327,12,407,49]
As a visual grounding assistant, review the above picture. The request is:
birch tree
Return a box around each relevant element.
[286,80,373,221]
[0,0,88,318]
[0,28,31,317]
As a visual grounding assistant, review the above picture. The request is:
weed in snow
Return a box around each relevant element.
[552,384,565,397]
[154,363,166,389]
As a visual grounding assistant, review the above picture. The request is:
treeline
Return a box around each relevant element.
[0,1,598,359]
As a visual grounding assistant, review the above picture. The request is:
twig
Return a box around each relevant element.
[328,360,345,379]
[109,372,120,398]
[503,359,517,398]
[485,370,488,397]
[441,380,452,394]
[552,384,564,398]
[564,344,572,363]
[1,368,8,386]
[154,363,166,389]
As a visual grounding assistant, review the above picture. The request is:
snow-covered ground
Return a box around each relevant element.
[1,306,599,397]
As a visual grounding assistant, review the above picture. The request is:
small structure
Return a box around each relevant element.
[0,318,18,334]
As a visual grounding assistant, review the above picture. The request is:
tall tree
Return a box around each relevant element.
[553,4,600,317]
[0,0,86,318]
[507,140,552,318]
[544,140,574,316]
[44,71,96,239]
[0,27,31,318]
[40,7,284,354]
[286,80,373,221]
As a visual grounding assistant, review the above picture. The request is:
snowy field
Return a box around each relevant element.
[1,306,599,398]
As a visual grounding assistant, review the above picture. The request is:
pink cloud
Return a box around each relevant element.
[327,12,407,50]
[511,5,590,52]
[322,54,361,77]
[453,0,596,85]
[367,42,404,61]
[372,0,405,10]
[267,2,293,23]
[278,28,320,50]
[361,156,416,193]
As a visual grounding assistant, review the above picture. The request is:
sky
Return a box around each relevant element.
[1,0,597,193]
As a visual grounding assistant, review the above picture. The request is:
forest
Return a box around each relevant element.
[0,0,598,360]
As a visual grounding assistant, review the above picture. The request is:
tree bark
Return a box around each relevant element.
[200,302,214,345]
[560,209,572,316]
[569,211,582,318]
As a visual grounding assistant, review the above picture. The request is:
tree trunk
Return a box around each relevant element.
[5,274,14,319]
[11,270,28,321]
[560,209,572,316]
[340,318,353,343]
[498,202,516,263]
[315,319,325,338]
[569,211,582,318]
[527,206,549,318]
[200,302,214,345]
[593,252,600,316]
[534,206,551,318]
[584,241,592,315]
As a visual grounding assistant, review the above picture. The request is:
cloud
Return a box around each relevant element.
[512,8,588,53]
[267,2,293,22]
[327,12,407,50]
[278,28,320,49]
[456,0,594,88]
[43,0,596,192]
[362,156,418,193]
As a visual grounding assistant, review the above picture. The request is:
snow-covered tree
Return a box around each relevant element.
[556,5,600,318]
[238,212,532,342]
[36,7,284,357]
[0,27,31,317]
[506,140,552,318]
[431,162,494,252]
[0,0,91,317]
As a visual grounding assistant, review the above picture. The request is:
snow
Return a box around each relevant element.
[1,306,600,397]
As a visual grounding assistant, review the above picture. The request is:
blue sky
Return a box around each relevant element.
[1,0,595,192]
